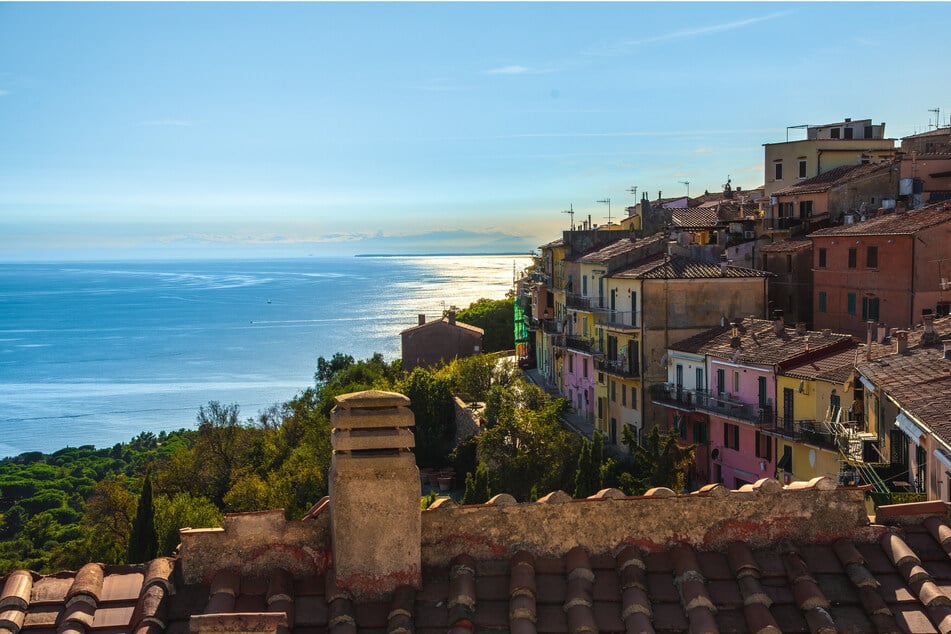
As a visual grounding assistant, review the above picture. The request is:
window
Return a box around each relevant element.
[867,245,878,268]
[818,248,827,268]
[777,445,793,472]
[621,384,627,407]
[724,423,740,450]
[778,202,794,217]
[582,316,589,336]
[583,358,589,379]
[693,421,708,444]
[755,431,773,461]
[818,291,827,313]
[568,355,574,373]
[696,368,703,391]
[847,293,856,316]
[864,125,873,139]
[733,370,740,393]
[831,127,841,139]
[799,159,807,179]
[631,387,637,410]
[848,248,857,269]
[938,303,951,318]
[610,379,616,402]
[582,275,587,296]
[717,368,725,394]
[844,127,854,139]
[862,297,880,321]
[799,200,813,218]
[774,161,783,181]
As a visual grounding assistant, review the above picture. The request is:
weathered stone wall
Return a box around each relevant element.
[419,485,877,567]
[178,510,331,585]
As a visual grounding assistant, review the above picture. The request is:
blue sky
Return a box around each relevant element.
[2,2,950,260]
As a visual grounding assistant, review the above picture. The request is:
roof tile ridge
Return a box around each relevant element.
[388,584,416,634]
[780,545,836,632]
[882,529,951,622]
[831,538,900,631]
[670,543,717,632]
[563,547,597,634]
[448,554,476,631]
[509,551,538,634]
[0,569,33,633]
[615,545,653,632]
[266,568,295,629]
[724,542,780,634]
[325,570,356,634]
[131,559,175,633]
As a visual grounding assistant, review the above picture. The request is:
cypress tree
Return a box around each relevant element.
[127,470,158,563]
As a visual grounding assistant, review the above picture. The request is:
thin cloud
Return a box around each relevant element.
[0,90,9,96]
[584,11,792,56]
[139,119,195,127]
[484,65,555,76]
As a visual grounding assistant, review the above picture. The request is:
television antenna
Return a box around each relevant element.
[562,204,575,231]
[597,198,612,224]
[929,108,941,130]
[679,181,690,198]
[627,185,638,200]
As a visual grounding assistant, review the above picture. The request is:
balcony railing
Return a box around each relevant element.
[596,357,640,378]
[566,293,612,312]
[565,335,601,355]
[650,384,773,425]
[597,310,641,331]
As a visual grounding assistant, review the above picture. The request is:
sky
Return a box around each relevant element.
[2,2,951,261]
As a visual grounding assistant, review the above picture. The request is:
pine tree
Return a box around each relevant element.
[127,470,158,563]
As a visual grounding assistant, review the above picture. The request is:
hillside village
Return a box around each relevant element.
[516,116,951,502]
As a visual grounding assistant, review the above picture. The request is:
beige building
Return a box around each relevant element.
[763,118,895,198]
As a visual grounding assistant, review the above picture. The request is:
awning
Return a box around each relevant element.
[895,412,924,443]
[860,376,876,393]
[934,448,951,471]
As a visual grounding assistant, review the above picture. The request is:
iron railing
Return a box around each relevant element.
[596,357,640,378]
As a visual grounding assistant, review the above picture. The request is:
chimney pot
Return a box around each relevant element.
[895,330,910,354]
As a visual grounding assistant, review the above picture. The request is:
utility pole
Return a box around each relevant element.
[562,204,575,231]
[597,198,612,224]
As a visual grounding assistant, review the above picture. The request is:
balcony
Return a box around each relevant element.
[650,384,773,425]
[566,293,611,313]
[596,357,640,378]
[761,418,843,453]
[598,310,640,332]
[565,335,600,355]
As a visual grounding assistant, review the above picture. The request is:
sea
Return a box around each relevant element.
[0,255,532,458]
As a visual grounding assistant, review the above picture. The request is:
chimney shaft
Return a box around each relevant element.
[418,314,426,326]
[329,391,421,599]
[922,310,937,345]
[447,310,456,326]
[895,330,909,354]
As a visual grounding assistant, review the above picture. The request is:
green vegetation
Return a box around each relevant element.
[0,345,694,574]
[454,296,515,352]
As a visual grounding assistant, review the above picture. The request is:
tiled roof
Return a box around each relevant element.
[612,254,772,280]
[400,316,484,335]
[758,238,813,254]
[856,316,951,441]
[669,207,720,228]
[670,317,854,366]
[773,162,892,197]
[572,234,665,264]
[810,201,951,237]
[7,482,951,634]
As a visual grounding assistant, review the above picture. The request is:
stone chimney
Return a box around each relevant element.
[877,322,889,343]
[329,391,421,598]
[921,310,937,345]
[418,314,426,326]
[772,310,784,335]
[447,310,456,326]
[895,330,909,354]
[796,322,807,336]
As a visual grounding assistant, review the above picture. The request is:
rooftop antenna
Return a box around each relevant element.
[627,185,638,201]
[929,108,941,130]
[679,181,690,198]
[597,198,612,224]
[562,204,575,231]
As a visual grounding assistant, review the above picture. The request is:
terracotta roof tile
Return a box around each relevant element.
[774,161,892,197]
[612,253,772,280]
[810,200,951,236]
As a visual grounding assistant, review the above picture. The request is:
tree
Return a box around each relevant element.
[153,492,223,555]
[455,298,515,352]
[315,353,355,385]
[127,470,157,563]
[396,368,455,467]
[617,426,696,495]
[82,477,135,563]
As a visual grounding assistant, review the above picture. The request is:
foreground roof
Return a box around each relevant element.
[773,162,892,197]
[671,317,853,366]
[810,201,951,237]
[5,481,951,634]
[399,316,484,336]
[612,254,772,280]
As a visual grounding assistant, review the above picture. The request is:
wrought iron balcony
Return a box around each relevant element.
[565,335,601,355]
[596,357,640,378]
[565,293,612,312]
[597,310,641,331]
[651,383,773,425]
